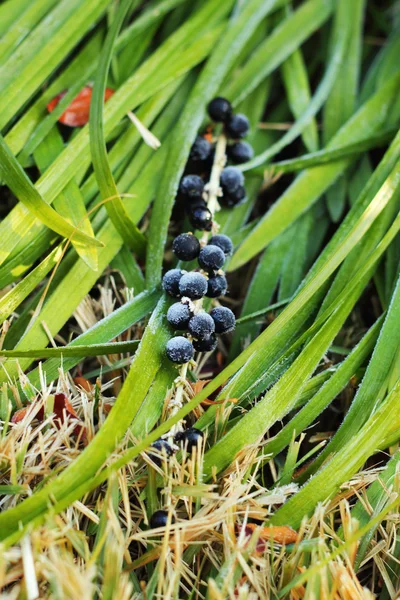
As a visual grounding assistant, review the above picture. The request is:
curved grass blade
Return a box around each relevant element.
[0,135,102,254]
[90,0,146,255]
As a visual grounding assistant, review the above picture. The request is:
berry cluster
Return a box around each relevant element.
[179,97,253,228]
[163,232,235,363]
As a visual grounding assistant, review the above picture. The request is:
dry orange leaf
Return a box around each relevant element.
[73,376,93,392]
[241,523,298,550]
[47,85,114,127]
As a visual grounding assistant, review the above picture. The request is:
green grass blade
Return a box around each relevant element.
[0,135,103,256]
[0,341,139,358]
[90,0,146,255]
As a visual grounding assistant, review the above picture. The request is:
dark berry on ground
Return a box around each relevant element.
[198,245,225,272]
[179,272,208,299]
[210,306,236,334]
[188,312,215,340]
[166,336,194,363]
[167,303,192,330]
[228,141,254,164]
[206,273,228,298]
[163,269,185,297]
[193,334,218,352]
[150,510,171,528]
[149,439,173,466]
[208,234,233,256]
[179,174,204,198]
[190,136,212,162]
[220,185,246,208]
[220,167,244,194]
[175,427,204,450]
[207,97,232,122]
[226,113,250,138]
[172,233,200,261]
[189,205,213,231]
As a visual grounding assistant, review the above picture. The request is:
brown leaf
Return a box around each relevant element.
[240,523,298,550]
[47,86,114,127]
[73,376,93,392]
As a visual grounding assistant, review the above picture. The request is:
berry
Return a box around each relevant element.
[193,334,218,352]
[228,141,254,164]
[198,244,225,272]
[189,205,213,231]
[150,510,171,528]
[226,113,250,138]
[207,97,232,123]
[210,306,236,334]
[149,439,173,466]
[208,234,233,257]
[172,233,200,261]
[166,336,194,364]
[190,136,212,162]
[179,272,208,299]
[188,312,215,340]
[220,185,246,208]
[167,303,192,330]
[175,427,204,450]
[220,167,244,194]
[206,273,228,298]
[179,174,204,198]
[163,269,185,297]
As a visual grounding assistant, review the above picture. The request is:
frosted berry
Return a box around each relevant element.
[149,439,173,466]
[207,97,232,123]
[175,427,204,450]
[172,233,200,261]
[228,141,254,164]
[220,185,246,208]
[189,205,212,231]
[188,312,215,340]
[179,174,204,198]
[198,245,225,272]
[208,234,233,257]
[179,272,208,299]
[150,510,171,528]
[163,269,185,297]
[190,136,212,162]
[166,336,194,364]
[206,273,227,298]
[220,167,244,194]
[193,334,218,352]
[226,113,250,138]
[210,306,236,334]
[167,303,192,330]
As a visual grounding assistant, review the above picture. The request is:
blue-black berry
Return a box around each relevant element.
[193,334,218,352]
[179,272,208,299]
[167,303,192,330]
[206,273,227,298]
[189,205,213,231]
[150,510,171,528]
[207,97,232,123]
[220,185,246,208]
[163,269,185,297]
[226,113,250,138]
[208,234,233,257]
[210,306,236,334]
[179,174,204,198]
[175,427,204,450]
[172,233,200,261]
[198,245,225,272]
[220,167,245,194]
[188,312,215,340]
[166,336,194,364]
[149,439,173,466]
[190,136,212,162]
[228,141,254,164]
